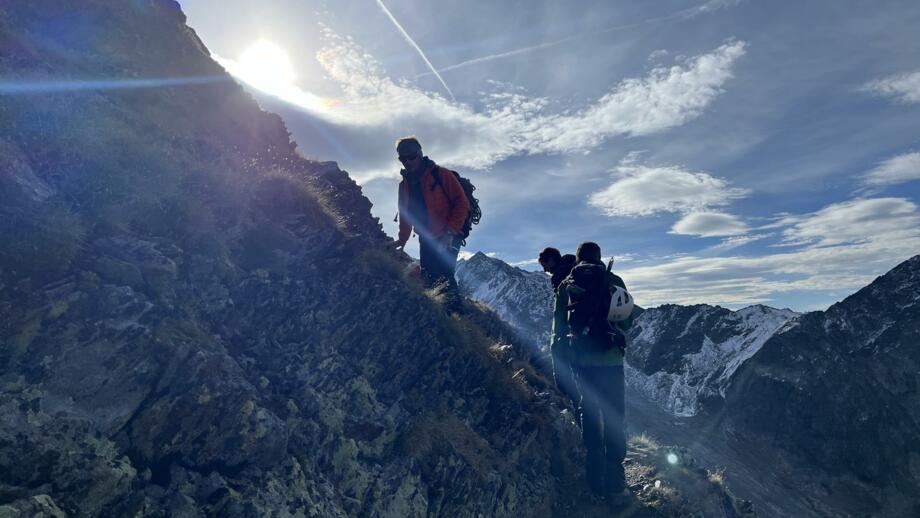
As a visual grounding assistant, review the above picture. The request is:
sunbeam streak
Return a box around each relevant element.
[0,75,229,94]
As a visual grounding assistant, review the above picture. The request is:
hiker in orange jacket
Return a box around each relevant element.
[392,137,469,301]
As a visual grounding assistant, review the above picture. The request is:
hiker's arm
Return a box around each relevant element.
[441,171,470,235]
[396,183,412,246]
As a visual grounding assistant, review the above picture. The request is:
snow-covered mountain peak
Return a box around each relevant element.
[457,253,553,349]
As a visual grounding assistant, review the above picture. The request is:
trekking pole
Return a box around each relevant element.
[607,258,614,272]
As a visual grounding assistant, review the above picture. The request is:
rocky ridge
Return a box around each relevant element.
[722,255,920,517]
[0,1,751,517]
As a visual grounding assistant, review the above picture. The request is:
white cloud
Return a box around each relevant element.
[862,70,920,104]
[862,151,920,187]
[648,49,669,62]
[670,211,748,237]
[709,233,772,251]
[589,164,749,217]
[618,197,920,308]
[509,258,540,269]
[216,34,747,178]
[687,0,745,17]
[535,41,747,152]
[779,197,920,247]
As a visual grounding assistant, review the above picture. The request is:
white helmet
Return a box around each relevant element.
[608,286,634,322]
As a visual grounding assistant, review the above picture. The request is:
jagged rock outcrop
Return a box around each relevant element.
[456,252,553,349]
[1,2,589,516]
[722,255,920,517]
[0,2,755,517]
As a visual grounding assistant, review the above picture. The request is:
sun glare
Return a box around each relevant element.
[215,39,336,117]
[236,40,296,94]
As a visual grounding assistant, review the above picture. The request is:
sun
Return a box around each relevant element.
[236,40,296,94]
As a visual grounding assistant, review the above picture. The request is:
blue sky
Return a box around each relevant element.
[182,0,920,311]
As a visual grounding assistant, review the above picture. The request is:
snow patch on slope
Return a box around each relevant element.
[627,304,799,416]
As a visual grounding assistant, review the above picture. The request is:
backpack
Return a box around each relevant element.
[431,168,481,246]
[565,263,626,353]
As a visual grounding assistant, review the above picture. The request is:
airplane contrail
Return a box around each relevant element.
[374,0,456,101]
[417,0,737,78]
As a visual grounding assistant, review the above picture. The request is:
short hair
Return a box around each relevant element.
[538,247,562,264]
[576,241,602,264]
[396,136,422,155]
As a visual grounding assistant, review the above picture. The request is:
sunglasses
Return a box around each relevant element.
[398,153,420,163]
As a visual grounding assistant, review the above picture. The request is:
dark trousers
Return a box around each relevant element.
[574,365,626,495]
[551,346,580,412]
[418,234,460,296]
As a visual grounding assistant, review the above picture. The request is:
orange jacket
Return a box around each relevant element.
[398,162,470,243]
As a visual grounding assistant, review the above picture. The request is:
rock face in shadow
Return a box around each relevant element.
[1,2,589,516]
[722,255,920,517]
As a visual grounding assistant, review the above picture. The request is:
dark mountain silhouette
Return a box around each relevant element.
[720,255,920,517]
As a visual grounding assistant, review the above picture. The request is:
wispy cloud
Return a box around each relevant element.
[589,161,749,217]
[374,0,455,101]
[418,0,745,77]
[689,0,745,17]
[708,233,773,252]
[619,197,920,307]
[862,151,920,187]
[778,197,920,247]
[861,70,920,104]
[509,258,540,269]
[216,37,747,179]
[670,212,748,237]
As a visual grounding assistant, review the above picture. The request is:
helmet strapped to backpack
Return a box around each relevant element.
[608,286,634,322]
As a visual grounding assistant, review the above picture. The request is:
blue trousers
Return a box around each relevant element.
[418,234,460,290]
[574,365,626,495]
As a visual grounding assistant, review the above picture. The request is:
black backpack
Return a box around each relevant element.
[430,168,481,246]
[565,263,625,353]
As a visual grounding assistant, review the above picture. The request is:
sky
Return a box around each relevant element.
[181,0,920,311]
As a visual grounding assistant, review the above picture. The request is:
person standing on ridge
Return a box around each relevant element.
[557,241,632,502]
[391,137,470,306]
[539,246,579,409]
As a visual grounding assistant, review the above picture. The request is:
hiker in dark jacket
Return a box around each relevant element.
[392,137,469,303]
[539,247,579,408]
[557,241,631,500]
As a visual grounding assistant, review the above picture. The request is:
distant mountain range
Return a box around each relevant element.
[457,252,800,416]
[458,251,920,516]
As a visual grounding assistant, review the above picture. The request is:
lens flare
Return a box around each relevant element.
[236,40,296,94]
[667,453,679,465]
